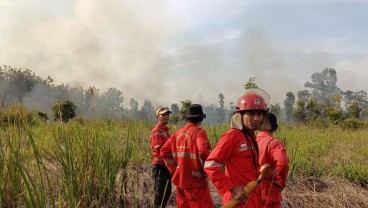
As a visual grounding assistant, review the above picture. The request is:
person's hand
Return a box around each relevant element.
[230,186,248,203]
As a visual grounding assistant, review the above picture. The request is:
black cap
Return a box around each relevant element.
[184,104,206,119]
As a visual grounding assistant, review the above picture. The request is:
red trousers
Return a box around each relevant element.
[176,186,213,208]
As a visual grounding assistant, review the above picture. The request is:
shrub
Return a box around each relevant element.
[0,104,49,126]
[339,118,366,130]
[52,100,76,123]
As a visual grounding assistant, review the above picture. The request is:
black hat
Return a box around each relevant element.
[184,104,206,118]
[267,112,278,132]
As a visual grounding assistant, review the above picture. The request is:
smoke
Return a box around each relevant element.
[1,0,367,109]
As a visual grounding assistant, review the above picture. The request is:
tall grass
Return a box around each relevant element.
[0,117,367,207]
[276,125,368,187]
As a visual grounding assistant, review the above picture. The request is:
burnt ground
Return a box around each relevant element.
[115,164,368,208]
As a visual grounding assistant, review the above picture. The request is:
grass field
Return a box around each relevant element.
[0,119,367,207]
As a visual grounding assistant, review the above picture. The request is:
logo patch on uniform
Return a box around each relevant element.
[254,98,260,105]
[240,141,247,148]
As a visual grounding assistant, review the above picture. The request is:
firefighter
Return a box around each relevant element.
[150,106,172,208]
[204,92,269,208]
[160,104,213,208]
[256,112,289,208]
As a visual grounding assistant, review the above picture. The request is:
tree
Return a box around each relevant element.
[170,103,180,124]
[179,100,192,120]
[343,90,368,119]
[294,100,307,124]
[170,103,179,115]
[0,66,50,105]
[347,101,361,119]
[101,87,124,111]
[244,77,259,90]
[297,90,310,103]
[130,98,139,111]
[305,99,322,123]
[140,100,155,121]
[217,93,225,123]
[325,106,343,125]
[304,68,341,106]
[52,100,76,122]
[269,103,281,118]
[283,91,295,124]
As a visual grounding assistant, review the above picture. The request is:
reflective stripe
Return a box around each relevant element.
[192,171,203,178]
[238,145,253,152]
[151,132,161,137]
[165,159,176,165]
[172,152,198,160]
[154,157,162,161]
[204,160,222,168]
[151,132,169,137]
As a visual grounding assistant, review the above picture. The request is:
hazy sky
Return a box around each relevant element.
[1,0,367,108]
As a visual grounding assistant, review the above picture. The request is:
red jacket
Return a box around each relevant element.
[256,131,289,203]
[150,123,171,166]
[204,128,261,207]
[160,123,211,188]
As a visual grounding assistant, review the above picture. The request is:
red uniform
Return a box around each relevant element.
[256,131,289,208]
[150,123,172,208]
[150,123,170,166]
[160,123,213,208]
[204,128,261,208]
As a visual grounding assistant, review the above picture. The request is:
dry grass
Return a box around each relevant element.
[283,176,368,208]
[115,164,368,208]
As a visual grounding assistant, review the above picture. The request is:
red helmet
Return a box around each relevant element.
[236,93,268,112]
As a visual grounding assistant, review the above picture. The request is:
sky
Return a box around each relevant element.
[1,0,367,108]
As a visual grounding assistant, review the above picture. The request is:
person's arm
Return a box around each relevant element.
[204,131,236,196]
[196,129,212,164]
[160,136,177,175]
[270,140,290,189]
[150,129,164,160]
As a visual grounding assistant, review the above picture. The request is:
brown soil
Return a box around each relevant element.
[115,164,368,208]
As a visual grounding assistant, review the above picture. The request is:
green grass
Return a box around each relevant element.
[0,119,367,207]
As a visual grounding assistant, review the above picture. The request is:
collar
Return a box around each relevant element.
[257,131,273,137]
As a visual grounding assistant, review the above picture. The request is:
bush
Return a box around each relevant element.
[52,100,77,123]
[0,103,48,126]
[339,118,366,130]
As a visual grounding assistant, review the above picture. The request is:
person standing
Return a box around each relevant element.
[204,92,269,208]
[256,112,289,208]
[150,106,172,208]
[160,104,213,208]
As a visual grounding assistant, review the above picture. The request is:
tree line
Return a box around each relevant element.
[0,65,231,124]
[0,65,367,127]
[279,68,368,129]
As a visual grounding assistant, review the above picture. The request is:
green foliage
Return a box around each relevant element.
[0,103,48,126]
[339,117,366,130]
[179,100,192,120]
[334,164,368,187]
[169,115,181,125]
[347,101,362,119]
[0,118,367,206]
[325,106,343,125]
[294,100,307,124]
[52,100,76,122]
[269,103,281,118]
[304,68,341,106]
[307,117,329,128]
[283,91,295,124]
[244,77,258,90]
